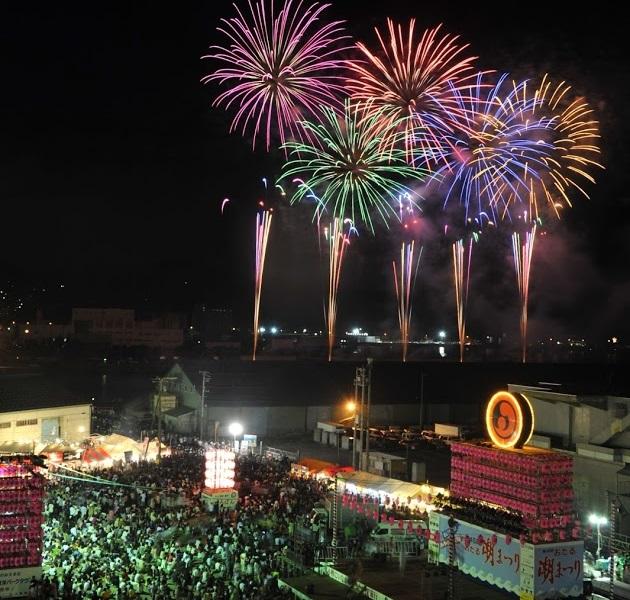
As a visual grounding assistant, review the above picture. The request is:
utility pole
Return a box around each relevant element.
[364,358,373,473]
[152,376,176,463]
[447,516,458,600]
[358,367,366,471]
[199,371,211,441]
[352,369,360,469]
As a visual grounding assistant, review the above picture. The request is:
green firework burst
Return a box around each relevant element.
[280,100,429,232]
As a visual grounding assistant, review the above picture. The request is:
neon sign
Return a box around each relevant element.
[485,391,534,449]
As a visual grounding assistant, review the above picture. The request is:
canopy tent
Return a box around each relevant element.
[37,441,78,454]
[0,440,34,455]
[81,446,112,464]
[295,457,354,478]
[337,471,448,512]
[98,434,141,461]
[137,438,170,461]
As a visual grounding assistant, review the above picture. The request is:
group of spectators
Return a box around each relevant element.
[34,446,328,599]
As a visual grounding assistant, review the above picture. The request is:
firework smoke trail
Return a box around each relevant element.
[392,241,422,362]
[202,0,350,151]
[326,218,350,362]
[253,210,273,361]
[512,225,536,363]
[452,238,473,363]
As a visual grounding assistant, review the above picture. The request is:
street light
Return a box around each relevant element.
[589,513,608,559]
[228,422,243,451]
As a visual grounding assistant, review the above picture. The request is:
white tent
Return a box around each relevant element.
[337,471,448,511]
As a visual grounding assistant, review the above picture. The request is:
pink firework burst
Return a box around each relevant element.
[202,0,350,151]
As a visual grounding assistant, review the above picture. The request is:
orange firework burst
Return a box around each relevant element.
[500,73,603,222]
[347,20,480,164]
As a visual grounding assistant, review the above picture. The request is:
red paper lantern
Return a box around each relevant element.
[491,534,497,545]
[380,514,387,523]
[398,520,404,529]
[424,529,431,539]
[477,535,484,545]
[464,535,471,548]
[505,535,512,545]
[434,531,441,543]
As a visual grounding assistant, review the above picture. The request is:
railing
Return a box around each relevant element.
[602,532,630,553]
[316,545,349,562]
[368,539,423,556]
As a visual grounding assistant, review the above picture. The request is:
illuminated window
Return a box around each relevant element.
[16,418,38,427]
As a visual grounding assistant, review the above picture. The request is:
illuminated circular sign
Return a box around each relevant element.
[485,391,534,449]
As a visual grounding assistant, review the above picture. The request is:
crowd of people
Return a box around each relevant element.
[36,446,329,599]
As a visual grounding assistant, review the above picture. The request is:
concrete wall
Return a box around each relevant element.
[573,454,622,520]
[0,404,92,444]
[528,397,571,440]
[199,402,475,437]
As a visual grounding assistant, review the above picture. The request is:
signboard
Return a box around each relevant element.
[534,542,583,599]
[427,511,440,565]
[202,488,238,511]
[431,514,583,598]
[432,513,522,594]
[0,566,42,598]
[519,543,535,600]
[485,391,534,449]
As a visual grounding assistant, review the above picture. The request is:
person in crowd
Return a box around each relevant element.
[39,447,326,599]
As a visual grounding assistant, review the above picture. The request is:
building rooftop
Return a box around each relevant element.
[0,371,87,413]
[163,406,195,418]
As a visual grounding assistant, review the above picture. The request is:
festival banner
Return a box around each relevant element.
[430,513,583,598]
[0,566,42,598]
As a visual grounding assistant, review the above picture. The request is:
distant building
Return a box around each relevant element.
[191,305,233,340]
[509,382,630,535]
[0,404,91,448]
[72,308,184,349]
[153,364,201,435]
[0,371,91,449]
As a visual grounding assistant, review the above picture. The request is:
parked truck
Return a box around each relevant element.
[434,423,469,440]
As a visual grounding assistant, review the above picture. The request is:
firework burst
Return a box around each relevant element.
[452,238,473,363]
[326,218,352,361]
[347,20,480,164]
[281,99,428,232]
[203,0,350,150]
[512,226,536,364]
[393,241,422,362]
[495,75,602,361]
[253,209,273,360]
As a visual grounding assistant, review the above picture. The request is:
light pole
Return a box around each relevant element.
[199,370,211,441]
[589,513,608,559]
[228,422,243,452]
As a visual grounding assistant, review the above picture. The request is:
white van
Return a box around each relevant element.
[365,521,427,558]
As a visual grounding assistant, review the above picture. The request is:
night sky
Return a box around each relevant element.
[1,2,628,341]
